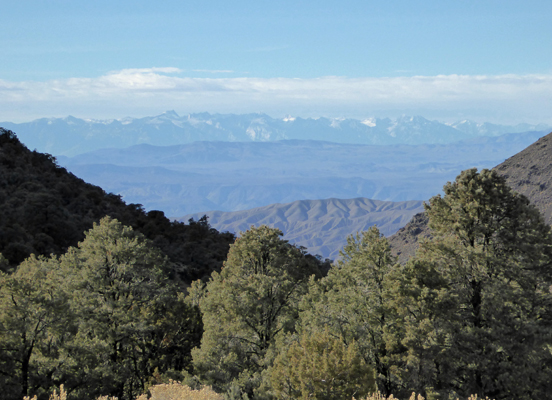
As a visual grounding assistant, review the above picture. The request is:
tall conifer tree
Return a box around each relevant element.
[299,227,399,395]
[389,168,552,399]
[192,225,320,399]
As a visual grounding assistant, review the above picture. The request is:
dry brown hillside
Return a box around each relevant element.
[389,131,552,263]
[495,132,552,224]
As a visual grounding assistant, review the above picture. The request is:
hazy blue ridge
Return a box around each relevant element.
[11,113,545,260]
[2,111,550,156]
[57,130,549,217]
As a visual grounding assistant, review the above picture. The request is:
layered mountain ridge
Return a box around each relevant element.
[2,111,549,156]
[3,113,550,264]
[58,130,548,216]
[180,198,425,260]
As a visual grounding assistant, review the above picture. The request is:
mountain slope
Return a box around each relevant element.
[180,198,425,259]
[495,133,552,224]
[0,128,235,282]
[389,131,552,263]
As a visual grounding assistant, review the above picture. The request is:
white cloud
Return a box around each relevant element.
[192,69,235,74]
[110,67,183,74]
[1,68,552,124]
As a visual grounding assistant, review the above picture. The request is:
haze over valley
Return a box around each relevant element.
[3,112,544,258]
[44,118,544,212]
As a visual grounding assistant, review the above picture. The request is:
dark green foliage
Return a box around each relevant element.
[192,226,322,399]
[0,217,204,400]
[388,168,552,399]
[60,217,203,400]
[0,128,234,283]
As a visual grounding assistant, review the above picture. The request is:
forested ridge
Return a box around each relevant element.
[0,128,235,283]
[1,128,552,400]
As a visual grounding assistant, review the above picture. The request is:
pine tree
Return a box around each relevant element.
[389,168,552,399]
[60,217,201,400]
[192,225,321,399]
[270,329,376,400]
[299,227,399,395]
[0,255,73,400]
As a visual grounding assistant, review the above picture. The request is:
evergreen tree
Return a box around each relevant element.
[192,225,321,399]
[0,217,205,400]
[0,255,73,400]
[388,168,552,399]
[59,217,202,400]
[299,227,399,395]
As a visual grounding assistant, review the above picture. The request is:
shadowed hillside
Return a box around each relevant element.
[0,128,235,283]
[390,131,552,263]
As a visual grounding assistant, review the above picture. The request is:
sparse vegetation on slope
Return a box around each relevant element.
[389,130,552,263]
[496,131,552,223]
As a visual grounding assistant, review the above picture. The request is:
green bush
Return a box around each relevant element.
[270,329,376,400]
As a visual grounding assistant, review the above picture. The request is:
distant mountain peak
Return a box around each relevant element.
[361,118,376,127]
[162,110,180,118]
[2,112,550,156]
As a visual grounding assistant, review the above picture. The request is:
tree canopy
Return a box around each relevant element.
[299,227,398,395]
[270,329,376,400]
[192,225,322,399]
[0,217,203,400]
[388,168,552,399]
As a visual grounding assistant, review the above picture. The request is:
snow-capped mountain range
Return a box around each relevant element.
[1,111,549,156]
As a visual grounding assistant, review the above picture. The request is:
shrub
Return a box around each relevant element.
[137,382,223,400]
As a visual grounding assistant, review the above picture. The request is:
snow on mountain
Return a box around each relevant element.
[1,111,550,156]
[361,118,376,127]
[451,120,550,136]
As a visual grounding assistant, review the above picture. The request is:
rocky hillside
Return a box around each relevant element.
[389,131,552,263]
[495,132,552,224]
[388,212,431,264]
[181,197,425,260]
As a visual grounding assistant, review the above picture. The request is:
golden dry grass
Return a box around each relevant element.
[358,393,493,400]
[25,384,494,400]
[136,382,223,400]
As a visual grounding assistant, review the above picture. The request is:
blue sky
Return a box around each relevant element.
[2,0,552,123]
